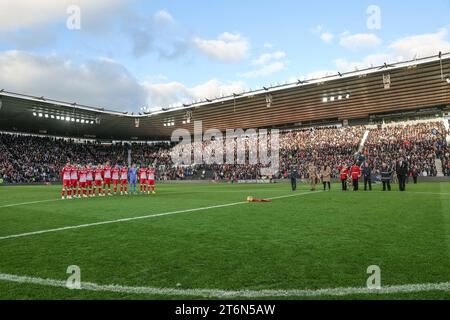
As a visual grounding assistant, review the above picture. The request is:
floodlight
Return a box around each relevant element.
[33,112,37,117]
[38,113,43,117]
[322,97,328,103]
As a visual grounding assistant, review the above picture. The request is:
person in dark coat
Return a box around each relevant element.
[396,156,409,192]
[290,166,298,191]
[362,162,372,191]
[412,165,419,184]
[380,162,392,191]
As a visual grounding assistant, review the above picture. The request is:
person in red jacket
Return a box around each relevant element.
[350,162,362,191]
[339,163,349,191]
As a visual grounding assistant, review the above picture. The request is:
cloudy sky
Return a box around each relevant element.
[0,0,450,113]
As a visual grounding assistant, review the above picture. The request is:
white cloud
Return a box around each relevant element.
[339,31,382,50]
[333,28,450,72]
[334,53,391,71]
[310,25,324,35]
[320,32,334,43]
[143,79,245,107]
[389,28,450,59]
[153,10,175,25]
[0,50,247,112]
[252,51,286,65]
[0,50,147,112]
[193,32,249,62]
[263,42,274,48]
[0,0,123,31]
[241,51,287,78]
[241,62,285,79]
[311,25,334,43]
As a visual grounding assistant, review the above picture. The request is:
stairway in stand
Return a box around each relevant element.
[435,158,444,177]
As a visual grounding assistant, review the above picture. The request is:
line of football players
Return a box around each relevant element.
[60,161,156,199]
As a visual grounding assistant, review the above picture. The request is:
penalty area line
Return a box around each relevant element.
[0,191,319,241]
[0,272,448,298]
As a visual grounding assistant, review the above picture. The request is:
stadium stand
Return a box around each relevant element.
[363,121,447,177]
[1,119,448,183]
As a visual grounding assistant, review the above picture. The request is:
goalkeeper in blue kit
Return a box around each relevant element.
[128,164,138,194]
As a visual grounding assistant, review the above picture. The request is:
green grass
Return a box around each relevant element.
[0,181,449,300]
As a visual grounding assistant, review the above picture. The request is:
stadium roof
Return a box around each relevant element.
[1,53,450,140]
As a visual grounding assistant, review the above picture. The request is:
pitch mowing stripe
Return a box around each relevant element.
[0,189,295,210]
[0,190,449,210]
[0,272,449,298]
[0,191,319,241]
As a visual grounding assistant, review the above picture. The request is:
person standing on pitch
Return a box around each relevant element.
[396,156,408,192]
[339,163,349,191]
[321,165,331,191]
[412,165,419,184]
[350,162,361,191]
[290,166,298,191]
[380,162,392,191]
[128,163,138,194]
[362,162,373,191]
[308,163,318,191]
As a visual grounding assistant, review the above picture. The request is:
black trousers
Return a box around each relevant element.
[291,178,297,191]
[323,181,331,190]
[353,179,359,191]
[382,181,391,191]
[341,179,347,191]
[413,176,418,184]
[364,176,372,191]
[398,175,406,191]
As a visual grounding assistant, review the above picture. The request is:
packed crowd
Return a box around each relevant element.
[0,134,129,183]
[363,121,447,177]
[279,126,365,179]
[0,119,448,184]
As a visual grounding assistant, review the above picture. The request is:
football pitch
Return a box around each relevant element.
[0,182,449,300]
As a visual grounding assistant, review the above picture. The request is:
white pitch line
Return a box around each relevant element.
[0,272,448,298]
[0,191,318,241]
[0,198,61,209]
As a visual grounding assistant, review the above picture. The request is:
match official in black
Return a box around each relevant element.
[290,166,298,192]
[396,156,408,192]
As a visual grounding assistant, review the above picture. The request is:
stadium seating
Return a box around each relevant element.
[0,120,448,183]
[363,121,447,177]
